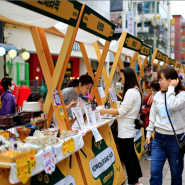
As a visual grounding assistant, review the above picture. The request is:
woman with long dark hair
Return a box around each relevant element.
[146,67,185,185]
[100,67,143,185]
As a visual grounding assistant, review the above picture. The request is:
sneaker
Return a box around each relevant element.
[143,152,150,157]
[136,181,143,185]
[146,156,151,161]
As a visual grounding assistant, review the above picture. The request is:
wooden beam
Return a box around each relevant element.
[44,4,85,130]
[101,32,127,103]
[79,42,102,104]
[30,26,67,131]
[90,41,110,103]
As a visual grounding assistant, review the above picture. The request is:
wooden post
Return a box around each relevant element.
[44,4,85,129]
[30,26,67,131]
[79,42,102,104]
[90,41,110,104]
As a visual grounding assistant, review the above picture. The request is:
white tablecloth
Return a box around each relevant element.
[8,133,84,184]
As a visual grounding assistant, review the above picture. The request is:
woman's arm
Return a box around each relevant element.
[146,99,157,138]
[100,89,136,116]
[166,85,185,110]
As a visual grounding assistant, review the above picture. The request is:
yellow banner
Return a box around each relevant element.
[15,150,36,184]
[78,124,125,185]
[0,154,84,185]
[134,128,146,160]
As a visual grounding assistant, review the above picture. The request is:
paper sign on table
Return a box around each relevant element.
[93,110,101,123]
[84,104,96,125]
[71,107,85,129]
[62,138,75,155]
[52,90,62,106]
[0,131,9,140]
[98,87,105,98]
[43,147,57,174]
[91,128,103,142]
[109,88,117,102]
[15,149,36,184]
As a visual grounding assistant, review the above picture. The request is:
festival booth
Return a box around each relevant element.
[152,49,169,71]
[93,33,152,160]
[0,1,126,185]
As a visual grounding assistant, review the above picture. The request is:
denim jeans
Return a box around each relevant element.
[150,132,184,185]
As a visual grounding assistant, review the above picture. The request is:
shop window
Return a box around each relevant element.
[110,0,123,12]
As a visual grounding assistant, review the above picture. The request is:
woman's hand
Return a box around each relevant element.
[146,137,151,144]
[169,78,179,87]
[66,100,78,109]
[99,109,107,115]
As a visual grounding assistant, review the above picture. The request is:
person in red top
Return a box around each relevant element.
[142,79,160,136]
[142,79,160,159]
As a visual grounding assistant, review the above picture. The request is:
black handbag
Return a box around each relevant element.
[165,93,185,153]
[134,88,143,130]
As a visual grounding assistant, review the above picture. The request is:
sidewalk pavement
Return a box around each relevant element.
[122,156,185,185]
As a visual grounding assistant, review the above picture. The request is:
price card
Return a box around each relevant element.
[98,87,105,98]
[43,147,57,174]
[93,110,101,123]
[52,90,62,106]
[91,128,103,142]
[84,104,96,125]
[62,138,75,155]
[15,149,36,184]
[109,88,117,102]
[71,107,84,129]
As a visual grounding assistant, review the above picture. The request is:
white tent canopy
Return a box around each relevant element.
[0,0,101,44]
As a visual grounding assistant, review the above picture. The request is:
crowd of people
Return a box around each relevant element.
[0,66,185,185]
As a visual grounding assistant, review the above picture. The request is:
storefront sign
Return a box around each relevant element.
[78,124,125,185]
[8,0,82,27]
[15,149,36,184]
[127,11,135,36]
[79,5,115,41]
[123,33,143,52]
[110,12,122,33]
[62,138,75,155]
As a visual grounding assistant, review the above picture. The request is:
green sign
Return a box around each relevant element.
[155,50,164,61]
[162,54,168,63]
[79,5,116,41]
[123,33,143,52]
[139,43,151,56]
[8,0,82,27]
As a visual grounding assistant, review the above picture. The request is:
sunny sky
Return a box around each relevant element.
[171,1,185,19]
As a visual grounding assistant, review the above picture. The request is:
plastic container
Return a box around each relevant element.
[25,124,39,136]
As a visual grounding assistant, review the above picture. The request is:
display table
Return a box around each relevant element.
[75,118,126,185]
[0,133,84,184]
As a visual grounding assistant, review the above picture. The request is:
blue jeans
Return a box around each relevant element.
[150,132,184,185]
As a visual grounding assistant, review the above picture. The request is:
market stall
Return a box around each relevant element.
[0,1,126,185]
[152,49,169,72]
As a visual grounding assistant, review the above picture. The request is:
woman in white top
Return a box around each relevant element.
[100,67,143,185]
[146,67,185,185]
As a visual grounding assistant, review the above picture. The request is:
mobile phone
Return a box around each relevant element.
[144,142,151,150]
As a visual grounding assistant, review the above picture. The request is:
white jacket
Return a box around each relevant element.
[118,88,141,138]
[146,86,185,138]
